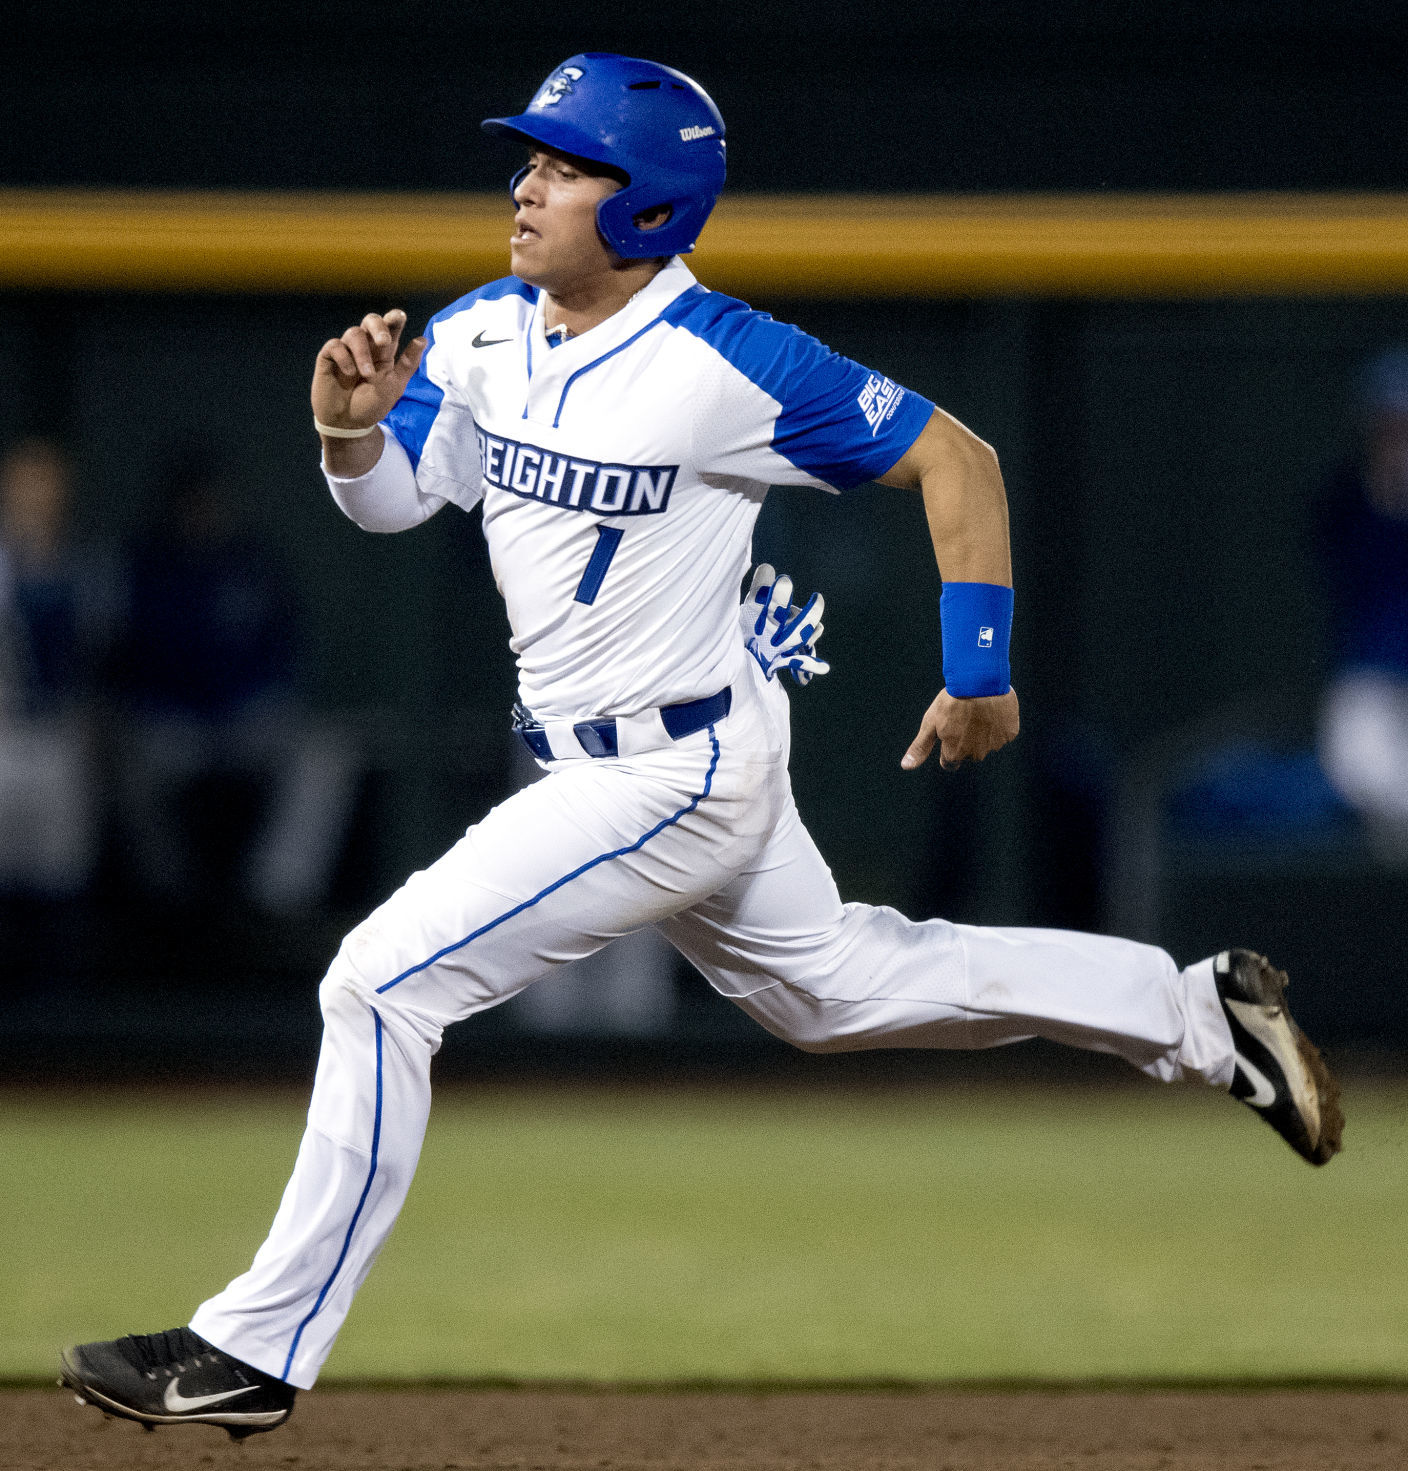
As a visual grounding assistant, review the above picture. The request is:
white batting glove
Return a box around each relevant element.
[740,564,830,686]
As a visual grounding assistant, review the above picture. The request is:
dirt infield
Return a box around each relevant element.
[6,1387,1406,1471]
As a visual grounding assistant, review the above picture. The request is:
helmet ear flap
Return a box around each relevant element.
[594,192,634,258]
[596,191,689,258]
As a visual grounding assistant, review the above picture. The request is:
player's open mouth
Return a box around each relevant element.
[512,220,540,242]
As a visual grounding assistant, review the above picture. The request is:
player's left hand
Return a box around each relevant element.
[902,687,1020,770]
[741,564,830,685]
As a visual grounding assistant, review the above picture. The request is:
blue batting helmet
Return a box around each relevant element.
[481,53,727,259]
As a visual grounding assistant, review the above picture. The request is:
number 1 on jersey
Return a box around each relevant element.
[574,525,624,606]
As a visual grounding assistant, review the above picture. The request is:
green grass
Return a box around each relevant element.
[4,1080,1405,1383]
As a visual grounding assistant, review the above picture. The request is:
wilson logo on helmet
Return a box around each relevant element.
[679,125,716,141]
[535,66,583,108]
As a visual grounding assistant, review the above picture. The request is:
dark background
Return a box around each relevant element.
[4,1,1408,193]
[2,0,1405,1075]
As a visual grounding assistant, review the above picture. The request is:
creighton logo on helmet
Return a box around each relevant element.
[535,65,583,107]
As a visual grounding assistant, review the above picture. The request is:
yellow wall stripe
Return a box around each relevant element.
[2,190,1407,297]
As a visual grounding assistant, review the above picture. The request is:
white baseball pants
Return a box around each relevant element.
[191,662,1235,1388]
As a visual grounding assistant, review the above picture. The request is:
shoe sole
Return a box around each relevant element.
[1218,950,1345,1166]
[59,1353,291,1438]
[1296,1025,1345,1165]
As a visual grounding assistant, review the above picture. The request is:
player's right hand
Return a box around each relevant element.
[312,309,427,432]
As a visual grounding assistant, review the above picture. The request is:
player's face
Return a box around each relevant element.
[510,149,623,293]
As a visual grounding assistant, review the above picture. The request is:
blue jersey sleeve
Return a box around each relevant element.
[664,290,935,491]
[382,347,444,474]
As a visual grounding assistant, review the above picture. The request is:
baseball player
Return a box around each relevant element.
[61,53,1343,1440]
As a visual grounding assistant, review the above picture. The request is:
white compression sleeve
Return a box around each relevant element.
[322,428,447,533]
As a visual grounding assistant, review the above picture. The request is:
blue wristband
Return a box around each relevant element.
[940,582,1013,697]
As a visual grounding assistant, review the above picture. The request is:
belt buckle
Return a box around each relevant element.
[573,720,619,758]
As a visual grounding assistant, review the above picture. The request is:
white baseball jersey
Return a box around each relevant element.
[380,257,933,722]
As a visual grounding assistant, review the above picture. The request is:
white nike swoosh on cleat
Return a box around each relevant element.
[162,1380,261,1413]
[1234,1053,1278,1110]
[1224,995,1319,1139]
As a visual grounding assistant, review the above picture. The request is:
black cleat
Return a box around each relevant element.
[60,1326,295,1440]
[1214,949,1345,1166]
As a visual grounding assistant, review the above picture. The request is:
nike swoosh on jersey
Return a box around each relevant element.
[162,1380,261,1413]
[472,331,513,348]
[1234,1053,1278,1110]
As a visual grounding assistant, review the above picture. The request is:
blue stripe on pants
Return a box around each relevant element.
[374,725,722,997]
[281,1009,384,1382]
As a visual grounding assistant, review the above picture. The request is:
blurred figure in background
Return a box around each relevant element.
[1316,348,1408,861]
[0,438,102,896]
[112,450,358,912]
